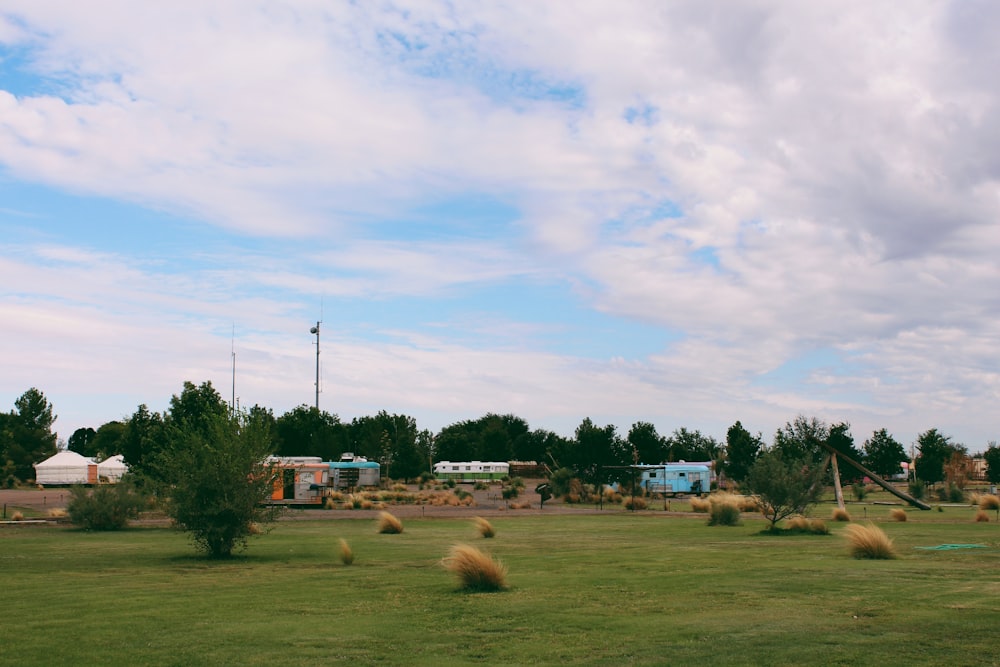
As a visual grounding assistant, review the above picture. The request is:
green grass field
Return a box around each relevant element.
[2,511,998,666]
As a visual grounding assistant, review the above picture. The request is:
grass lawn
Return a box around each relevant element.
[2,512,998,666]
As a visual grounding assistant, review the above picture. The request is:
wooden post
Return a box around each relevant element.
[831,454,846,510]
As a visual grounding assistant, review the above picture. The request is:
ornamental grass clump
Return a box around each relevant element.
[974,510,990,523]
[474,517,495,538]
[785,516,829,534]
[623,496,648,510]
[831,507,852,522]
[689,497,711,513]
[844,523,897,560]
[889,508,907,522]
[377,511,403,534]
[978,494,1000,511]
[442,544,508,592]
[339,538,355,564]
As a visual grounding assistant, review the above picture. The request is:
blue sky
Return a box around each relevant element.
[1,2,998,453]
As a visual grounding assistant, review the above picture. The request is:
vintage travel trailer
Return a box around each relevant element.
[637,463,711,496]
[432,461,510,483]
[268,456,330,505]
[329,453,380,490]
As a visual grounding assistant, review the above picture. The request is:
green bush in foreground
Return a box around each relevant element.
[707,499,741,526]
[67,481,145,530]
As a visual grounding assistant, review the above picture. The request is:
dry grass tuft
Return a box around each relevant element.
[247,522,263,535]
[831,507,852,522]
[474,517,495,538]
[889,508,907,522]
[623,496,648,510]
[46,507,68,519]
[978,494,1000,511]
[377,511,404,534]
[508,500,532,510]
[689,497,711,513]
[785,516,809,531]
[339,538,355,564]
[844,523,897,559]
[442,544,508,591]
[11,511,24,521]
[974,510,990,523]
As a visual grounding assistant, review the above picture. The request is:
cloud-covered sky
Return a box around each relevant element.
[2,1,998,453]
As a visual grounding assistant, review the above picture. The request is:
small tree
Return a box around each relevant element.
[984,443,1000,485]
[159,408,279,558]
[744,450,824,531]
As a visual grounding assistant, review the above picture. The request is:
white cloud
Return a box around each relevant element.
[1,2,999,451]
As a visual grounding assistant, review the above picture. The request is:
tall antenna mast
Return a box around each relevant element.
[310,321,321,411]
[231,323,237,416]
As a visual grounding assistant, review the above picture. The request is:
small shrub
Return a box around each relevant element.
[473,481,489,491]
[67,483,145,531]
[501,486,519,501]
[708,499,741,526]
[831,507,851,522]
[852,483,867,501]
[907,480,925,500]
[510,476,525,489]
[442,544,508,591]
[889,508,907,522]
[564,492,581,504]
[11,511,24,521]
[974,510,990,523]
[474,516,495,538]
[339,538,355,565]
[4,475,16,489]
[455,488,473,501]
[377,511,403,534]
[978,494,1000,511]
[947,483,965,503]
[844,523,897,559]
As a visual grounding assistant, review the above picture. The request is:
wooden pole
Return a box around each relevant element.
[831,454,846,510]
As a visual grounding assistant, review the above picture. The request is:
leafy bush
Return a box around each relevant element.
[907,480,925,500]
[442,544,508,591]
[852,483,867,501]
[844,523,897,559]
[501,486,520,500]
[707,499,741,526]
[549,467,576,497]
[947,483,965,503]
[67,482,145,530]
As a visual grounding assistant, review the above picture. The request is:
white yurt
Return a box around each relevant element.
[97,455,128,482]
[34,451,97,485]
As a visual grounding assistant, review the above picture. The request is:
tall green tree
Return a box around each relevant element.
[563,418,628,488]
[275,405,346,460]
[724,421,762,484]
[666,427,720,462]
[121,404,167,483]
[1,388,58,481]
[862,429,907,479]
[627,421,665,465]
[68,427,98,458]
[914,429,958,486]
[983,443,1000,485]
[773,415,828,463]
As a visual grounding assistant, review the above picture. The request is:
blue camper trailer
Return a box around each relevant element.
[638,463,711,496]
[329,453,380,490]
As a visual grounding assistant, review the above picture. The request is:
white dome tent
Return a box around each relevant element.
[97,455,128,482]
[33,451,97,486]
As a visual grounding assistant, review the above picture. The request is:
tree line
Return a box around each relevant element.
[4,382,999,488]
